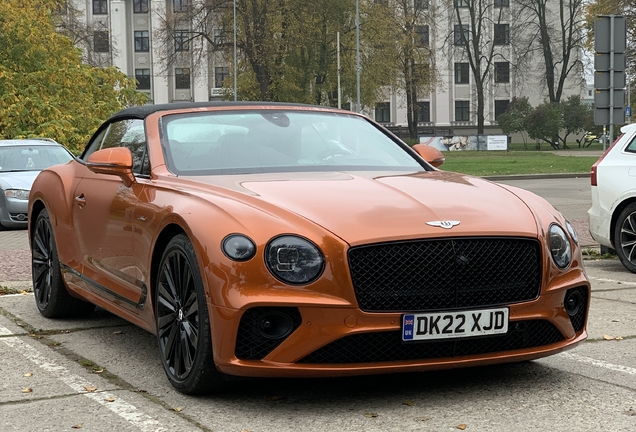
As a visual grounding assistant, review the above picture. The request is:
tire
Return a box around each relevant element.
[155,234,224,394]
[31,209,96,318]
[614,203,636,273]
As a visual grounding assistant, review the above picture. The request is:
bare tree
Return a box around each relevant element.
[516,0,585,104]
[53,1,118,68]
[445,0,514,134]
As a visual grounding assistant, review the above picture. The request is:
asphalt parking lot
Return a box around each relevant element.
[2,177,636,431]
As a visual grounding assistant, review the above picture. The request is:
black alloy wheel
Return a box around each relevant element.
[32,209,95,318]
[615,203,636,274]
[156,234,222,394]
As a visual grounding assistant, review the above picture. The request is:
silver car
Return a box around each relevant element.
[0,139,74,229]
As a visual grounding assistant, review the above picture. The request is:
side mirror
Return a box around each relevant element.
[412,144,445,168]
[86,147,136,187]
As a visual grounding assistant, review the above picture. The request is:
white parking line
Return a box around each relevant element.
[0,325,167,432]
[559,352,636,376]
[588,276,636,287]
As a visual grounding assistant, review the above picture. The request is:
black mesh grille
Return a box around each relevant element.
[235,307,302,360]
[298,320,564,364]
[348,237,542,312]
[567,286,588,333]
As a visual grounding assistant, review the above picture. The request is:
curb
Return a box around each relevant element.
[482,172,591,181]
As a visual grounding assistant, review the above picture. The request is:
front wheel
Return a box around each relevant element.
[614,203,636,273]
[31,209,95,318]
[155,234,224,394]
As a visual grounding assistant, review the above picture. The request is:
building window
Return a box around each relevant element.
[134,31,149,52]
[414,0,429,8]
[495,100,510,120]
[93,31,109,53]
[174,0,188,12]
[93,0,107,15]
[214,29,228,46]
[174,30,189,52]
[414,25,429,47]
[494,62,510,83]
[375,102,390,123]
[494,0,509,6]
[134,0,149,13]
[454,0,469,7]
[454,25,469,46]
[494,24,510,45]
[455,62,469,84]
[135,69,151,90]
[455,100,470,121]
[417,101,430,123]
[175,68,191,89]
[215,67,230,88]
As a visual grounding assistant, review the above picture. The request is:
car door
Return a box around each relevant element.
[72,119,150,311]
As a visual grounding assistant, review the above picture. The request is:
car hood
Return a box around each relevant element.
[190,170,540,246]
[0,171,39,190]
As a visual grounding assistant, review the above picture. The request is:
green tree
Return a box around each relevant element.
[365,0,436,139]
[153,0,408,109]
[497,97,533,147]
[561,95,589,148]
[0,0,146,153]
[525,102,563,148]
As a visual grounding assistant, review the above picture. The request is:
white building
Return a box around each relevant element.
[65,0,585,134]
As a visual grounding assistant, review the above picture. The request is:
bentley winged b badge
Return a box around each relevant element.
[426,220,461,229]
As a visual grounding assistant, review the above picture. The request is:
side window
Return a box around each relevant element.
[83,119,149,176]
[81,127,109,161]
[625,135,636,153]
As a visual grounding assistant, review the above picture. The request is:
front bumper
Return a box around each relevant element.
[0,196,28,228]
[209,283,590,378]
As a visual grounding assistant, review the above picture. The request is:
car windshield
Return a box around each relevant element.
[161,110,426,175]
[0,145,73,172]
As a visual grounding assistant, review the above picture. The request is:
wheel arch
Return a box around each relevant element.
[150,223,186,289]
[29,199,46,238]
[611,197,636,248]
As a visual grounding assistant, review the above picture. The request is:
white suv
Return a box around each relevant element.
[589,123,636,272]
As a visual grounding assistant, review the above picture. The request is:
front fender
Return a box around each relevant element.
[29,162,86,266]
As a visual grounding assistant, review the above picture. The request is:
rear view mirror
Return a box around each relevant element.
[86,147,136,187]
[412,144,445,167]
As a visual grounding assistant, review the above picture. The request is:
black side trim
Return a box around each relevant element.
[60,264,146,309]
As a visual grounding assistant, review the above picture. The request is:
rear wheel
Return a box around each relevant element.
[31,209,95,318]
[614,203,636,273]
[155,234,223,394]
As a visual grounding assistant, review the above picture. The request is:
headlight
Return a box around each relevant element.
[549,224,571,269]
[565,220,579,245]
[265,235,324,284]
[222,234,256,261]
[4,189,29,200]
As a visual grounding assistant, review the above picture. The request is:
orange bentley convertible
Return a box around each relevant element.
[28,102,590,394]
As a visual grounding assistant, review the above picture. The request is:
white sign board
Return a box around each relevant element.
[487,135,508,151]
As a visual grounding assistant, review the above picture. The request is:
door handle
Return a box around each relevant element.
[74,194,86,208]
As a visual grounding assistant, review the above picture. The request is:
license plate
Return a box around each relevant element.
[402,307,509,341]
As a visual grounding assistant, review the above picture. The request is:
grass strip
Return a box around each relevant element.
[440,151,599,177]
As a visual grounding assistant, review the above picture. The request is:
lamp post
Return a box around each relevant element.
[355,0,360,113]
[233,0,237,101]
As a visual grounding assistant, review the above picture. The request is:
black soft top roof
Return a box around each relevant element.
[108,101,328,122]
